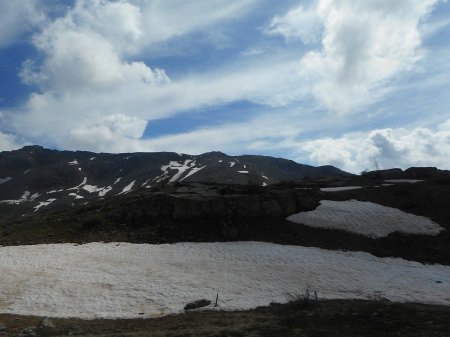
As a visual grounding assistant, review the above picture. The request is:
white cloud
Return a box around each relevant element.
[300,120,450,173]
[20,0,169,91]
[68,114,148,152]
[11,52,305,151]
[266,2,321,44]
[135,0,258,47]
[1,0,448,164]
[2,0,271,152]
[269,0,439,113]
[0,132,23,152]
[0,1,45,48]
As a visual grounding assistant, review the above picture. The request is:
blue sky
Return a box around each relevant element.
[0,0,449,172]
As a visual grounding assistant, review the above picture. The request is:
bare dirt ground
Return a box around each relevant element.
[1,299,450,337]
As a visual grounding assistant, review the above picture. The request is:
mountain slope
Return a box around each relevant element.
[0,146,350,216]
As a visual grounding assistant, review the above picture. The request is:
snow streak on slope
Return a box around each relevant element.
[1,191,39,205]
[67,177,88,191]
[384,179,423,183]
[287,200,444,238]
[154,160,206,183]
[83,185,113,197]
[320,186,363,192]
[34,198,56,212]
[0,177,12,184]
[119,181,135,194]
[0,242,449,319]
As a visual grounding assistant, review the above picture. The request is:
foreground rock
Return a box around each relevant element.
[40,318,55,329]
[184,299,212,311]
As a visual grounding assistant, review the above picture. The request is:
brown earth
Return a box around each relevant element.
[1,299,450,337]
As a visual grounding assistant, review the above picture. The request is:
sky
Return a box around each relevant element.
[0,0,449,173]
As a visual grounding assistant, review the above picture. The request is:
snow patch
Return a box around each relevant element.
[180,165,206,182]
[0,242,449,319]
[0,177,12,184]
[262,182,267,187]
[69,193,84,199]
[287,200,444,238]
[47,188,64,194]
[154,160,206,183]
[384,179,424,183]
[238,171,249,174]
[67,177,88,191]
[114,178,122,185]
[1,191,38,205]
[140,179,151,187]
[34,198,56,212]
[229,162,236,168]
[119,181,135,195]
[83,185,112,197]
[320,186,363,192]
[262,175,268,180]
[30,193,39,201]
[68,160,79,165]
[90,157,96,161]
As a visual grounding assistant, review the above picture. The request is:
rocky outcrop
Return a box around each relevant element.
[362,167,450,180]
[107,184,320,223]
[184,299,211,310]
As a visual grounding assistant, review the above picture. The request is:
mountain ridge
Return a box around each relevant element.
[0,145,350,216]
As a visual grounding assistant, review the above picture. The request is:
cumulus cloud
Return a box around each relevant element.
[268,0,438,113]
[0,0,270,153]
[300,120,450,173]
[0,132,23,152]
[20,0,169,91]
[0,1,45,48]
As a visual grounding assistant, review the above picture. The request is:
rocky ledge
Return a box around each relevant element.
[107,183,320,223]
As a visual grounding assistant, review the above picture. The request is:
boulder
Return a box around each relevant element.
[184,299,211,311]
[15,327,36,337]
[40,318,56,329]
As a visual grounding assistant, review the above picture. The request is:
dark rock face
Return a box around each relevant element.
[107,184,320,223]
[362,167,450,180]
[362,168,404,179]
[184,299,211,311]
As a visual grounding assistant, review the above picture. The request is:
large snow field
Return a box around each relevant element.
[1,242,450,319]
[287,200,444,238]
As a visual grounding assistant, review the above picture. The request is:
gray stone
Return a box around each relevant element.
[16,327,36,337]
[40,318,56,329]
